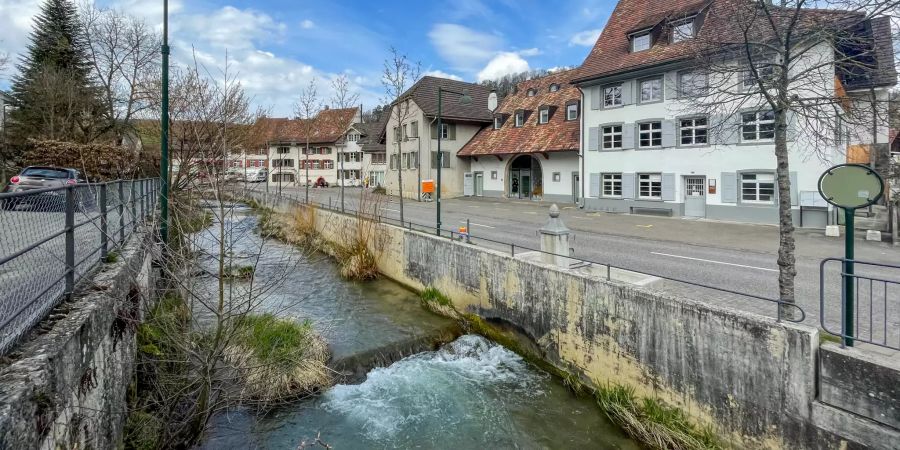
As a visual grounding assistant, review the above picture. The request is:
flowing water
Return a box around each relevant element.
[197,204,637,449]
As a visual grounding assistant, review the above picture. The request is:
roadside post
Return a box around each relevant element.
[818,164,885,347]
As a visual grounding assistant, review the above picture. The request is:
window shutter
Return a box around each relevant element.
[622,173,635,199]
[661,120,676,147]
[789,171,799,206]
[430,122,438,139]
[622,124,635,149]
[721,172,737,203]
[448,124,457,140]
[590,87,600,110]
[665,72,677,100]
[786,110,799,142]
[588,127,599,151]
[589,173,601,197]
[661,173,676,201]
[621,81,634,105]
[713,113,741,145]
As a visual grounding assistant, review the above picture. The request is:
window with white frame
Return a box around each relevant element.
[638,173,662,199]
[410,121,419,138]
[631,32,651,52]
[638,122,662,148]
[347,132,360,142]
[742,111,775,141]
[603,85,623,107]
[640,78,662,103]
[276,146,290,154]
[515,112,524,127]
[602,125,623,150]
[402,124,408,140]
[431,151,450,168]
[672,19,695,42]
[602,173,622,197]
[549,84,560,92]
[679,117,708,145]
[494,116,503,129]
[527,88,537,97]
[741,173,775,204]
[566,103,578,121]
[539,108,549,124]
[440,123,450,139]
[491,171,498,180]
[678,71,707,97]
[743,62,777,88]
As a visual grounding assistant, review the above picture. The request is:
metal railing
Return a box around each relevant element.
[0,179,160,355]
[264,190,807,324]
[820,258,899,350]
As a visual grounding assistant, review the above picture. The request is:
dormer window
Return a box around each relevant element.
[526,88,537,97]
[631,32,651,52]
[672,19,695,43]
[494,115,503,130]
[566,102,579,121]
[549,84,560,93]
[538,107,549,124]
[515,111,524,127]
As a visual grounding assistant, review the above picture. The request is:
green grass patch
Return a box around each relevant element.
[234,314,315,367]
[123,409,163,450]
[819,330,843,345]
[103,251,120,264]
[420,287,452,307]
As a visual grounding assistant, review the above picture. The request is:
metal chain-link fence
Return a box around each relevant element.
[0,179,160,355]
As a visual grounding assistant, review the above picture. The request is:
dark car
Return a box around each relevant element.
[1,166,91,211]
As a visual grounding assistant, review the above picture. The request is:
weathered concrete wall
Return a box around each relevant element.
[0,229,157,449]
[819,344,900,430]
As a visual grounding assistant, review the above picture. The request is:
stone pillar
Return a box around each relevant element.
[539,204,572,269]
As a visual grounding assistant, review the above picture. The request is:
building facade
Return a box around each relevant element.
[357,119,388,187]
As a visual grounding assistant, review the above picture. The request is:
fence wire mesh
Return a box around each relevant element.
[0,179,159,355]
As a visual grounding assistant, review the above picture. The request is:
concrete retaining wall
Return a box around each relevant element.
[819,344,900,430]
[0,229,157,449]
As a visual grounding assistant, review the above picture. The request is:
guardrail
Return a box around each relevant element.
[0,179,160,355]
[262,190,807,324]
[820,258,899,350]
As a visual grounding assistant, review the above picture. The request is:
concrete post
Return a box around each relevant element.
[539,204,572,269]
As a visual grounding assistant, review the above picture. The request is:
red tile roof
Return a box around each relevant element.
[459,69,580,157]
[259,107,358,144]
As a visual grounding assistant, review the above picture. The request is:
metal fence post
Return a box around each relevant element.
[118,181,125,245]
[65,186,76,297]
[131,180,137,230]
[100,183,108,260]
[140,179,145,221]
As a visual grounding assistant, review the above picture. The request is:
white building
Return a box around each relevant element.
[356,119,388,187]
[573,0,895,227]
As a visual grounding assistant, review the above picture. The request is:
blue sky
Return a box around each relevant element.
[0,0,613,116]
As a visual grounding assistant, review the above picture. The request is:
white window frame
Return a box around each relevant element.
[603,85,623,107]
[602,173,623,197]
[679,117,708,146]
[549,84,560,92]
[632,32,651,52]
[601,125,623,150]
[741,110,775,142]
[638,121,662,148]
[741,172,776,204]
[494,116,502,130]
[639,78,662,103]
[672,19,695,43]
[515,112,524,127]
[440,123,450,139]
[276,146,290,154]
[638,173,662,200]
[743,62,776,88]
[566,104,578,121]
[539,108,549,124]
[678,71,707,97]
[347,133,360,143]
[527,88,537,97]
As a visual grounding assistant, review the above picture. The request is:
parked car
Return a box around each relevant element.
[1,166,92,211]
[244,168,268,183]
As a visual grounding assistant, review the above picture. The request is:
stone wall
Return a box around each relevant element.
[0,229,157,449]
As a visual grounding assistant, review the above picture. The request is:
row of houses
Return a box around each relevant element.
[256,0,897,228]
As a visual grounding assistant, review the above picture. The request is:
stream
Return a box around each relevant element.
[196,204,637,449]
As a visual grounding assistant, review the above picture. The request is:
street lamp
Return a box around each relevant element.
[435,87,471,236]
[160,0,170,245]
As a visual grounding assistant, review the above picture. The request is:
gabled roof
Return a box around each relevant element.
[459,69,580,157]
[399,76,494,123]
[355,117,388,153]
[259,107,358,144]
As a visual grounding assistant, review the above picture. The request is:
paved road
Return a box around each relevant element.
[251,183,900,347]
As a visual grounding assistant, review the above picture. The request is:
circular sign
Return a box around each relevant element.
[818,164,884,210]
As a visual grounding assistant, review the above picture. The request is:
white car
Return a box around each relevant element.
[244,168,268,183]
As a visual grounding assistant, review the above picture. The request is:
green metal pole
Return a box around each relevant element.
[159,0,170,245]
[436,87,442,237]
[843,208,855,347]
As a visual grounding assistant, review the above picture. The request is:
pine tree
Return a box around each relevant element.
[9,0,102,144]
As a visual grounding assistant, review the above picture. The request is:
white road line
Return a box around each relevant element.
[382,208,401,213]
[460,220,495,229]
[650,252,778,272]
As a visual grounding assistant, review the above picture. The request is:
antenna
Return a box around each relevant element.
[488,91,498,112]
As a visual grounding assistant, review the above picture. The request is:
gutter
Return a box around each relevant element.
[577,86,586,209]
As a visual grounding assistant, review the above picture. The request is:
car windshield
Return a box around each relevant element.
[21,168,71,179]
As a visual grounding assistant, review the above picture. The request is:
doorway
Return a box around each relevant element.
[474,172,484,197]
[508,155,542,200]
[684,176,707,218]
[572,172,580,203]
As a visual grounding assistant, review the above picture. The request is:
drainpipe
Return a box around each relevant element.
[577,86,586,209]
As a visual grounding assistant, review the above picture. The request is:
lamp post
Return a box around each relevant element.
[1,103,10,187]
[435,87,471,236]
[159,0,170,245]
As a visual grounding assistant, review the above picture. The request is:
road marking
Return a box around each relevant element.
[650,252,777,272]
[382,208,401,213]
[460,220,495,229]
[636,224,654,228]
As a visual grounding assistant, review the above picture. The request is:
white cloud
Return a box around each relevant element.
[424,70,463,81]
[428,23,502,71]
[517,47,542,57]
[477,52,530,82]
[178,6,286,51]
[300,19,315,29]
[569,28,602,46]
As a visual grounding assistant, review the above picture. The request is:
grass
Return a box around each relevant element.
[819,330,843,345]
[237,314,315,367]
[421,287,452,307]
[104,251,120,264]
[123,410,163,450]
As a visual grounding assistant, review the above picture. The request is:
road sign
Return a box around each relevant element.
[818,163,884,210]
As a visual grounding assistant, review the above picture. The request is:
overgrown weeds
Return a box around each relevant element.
[222,265,254,280]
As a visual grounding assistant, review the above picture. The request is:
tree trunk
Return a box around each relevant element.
[774,107,797,319]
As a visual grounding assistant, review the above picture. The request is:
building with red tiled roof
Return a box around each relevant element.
[460,69,583,202]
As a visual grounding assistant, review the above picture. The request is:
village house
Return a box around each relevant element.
[573,0,895,227]
[459,69,582,203]
[356,116,388,187]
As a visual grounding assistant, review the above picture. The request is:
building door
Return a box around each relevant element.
[572,172,580,203]
[684,176,706,218]
[464,172,474,196]
[474,172,484,197]
[520,172,531,198]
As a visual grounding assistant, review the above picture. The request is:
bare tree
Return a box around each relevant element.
[294,78,324,203]
[330,74,360,109]
[683,0,898,316]
[382,47,422,223]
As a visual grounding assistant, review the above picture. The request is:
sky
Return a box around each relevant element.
[0,0,612,116]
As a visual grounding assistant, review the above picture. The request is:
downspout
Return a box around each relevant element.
[577,86,586,209]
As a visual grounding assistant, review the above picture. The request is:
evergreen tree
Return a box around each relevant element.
[9,0,102,144]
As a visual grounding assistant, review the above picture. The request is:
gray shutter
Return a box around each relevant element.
[721,172,737,203]
[622,173,635,199]
[588,127,599,151]
[786,110,799,142]
[714,113,741,145]
[789,171,799,206]
[622,124,635,149]
[661,120,676,147]
[662,173,676,201]
[590,87,600,110]
[589,173,601,197]
[665,72,677,100]
[621,81,634,105]
[430,122,438,139]
[448,123,457,140]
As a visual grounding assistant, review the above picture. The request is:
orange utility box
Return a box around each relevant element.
[421,179,435,194]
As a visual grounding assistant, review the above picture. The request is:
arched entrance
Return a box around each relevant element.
[507,155,542,200]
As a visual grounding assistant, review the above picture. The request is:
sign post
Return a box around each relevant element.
[818,164,885,347]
